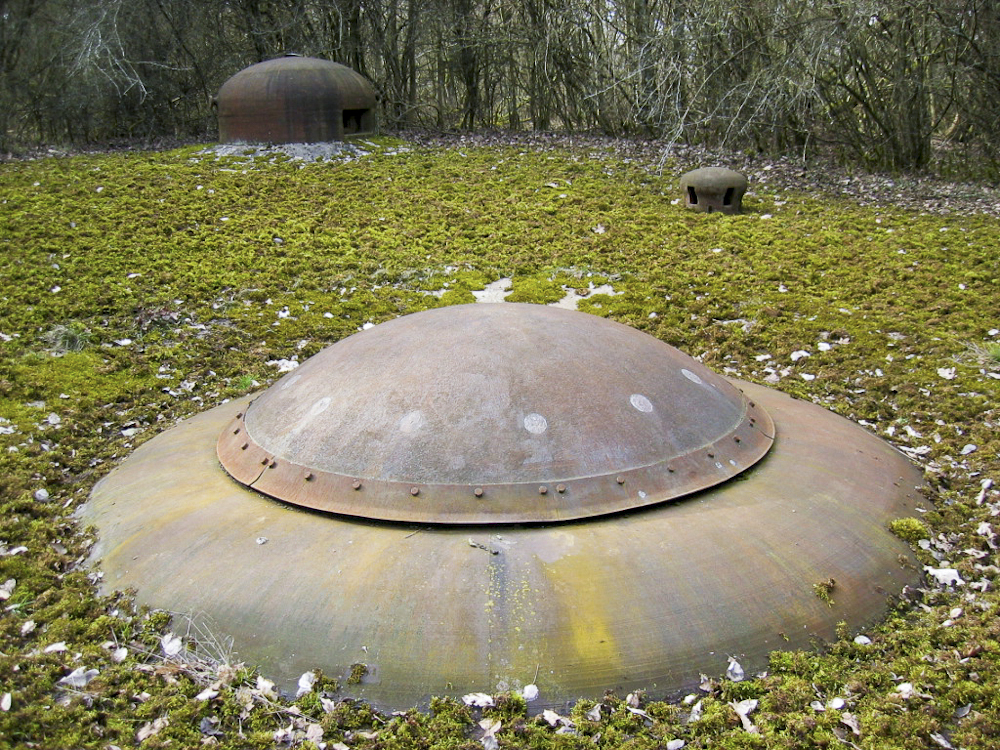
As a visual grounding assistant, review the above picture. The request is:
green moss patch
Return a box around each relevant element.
[0,140,998,748]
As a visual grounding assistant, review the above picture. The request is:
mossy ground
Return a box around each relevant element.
[0,137,998,749]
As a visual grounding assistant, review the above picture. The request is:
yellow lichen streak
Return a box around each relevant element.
[534,531,624,676]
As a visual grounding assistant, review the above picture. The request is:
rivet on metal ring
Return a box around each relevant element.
[352,480,362,490]
[410,486,420,496]
[474,487,484,497]
[556,484,567,494]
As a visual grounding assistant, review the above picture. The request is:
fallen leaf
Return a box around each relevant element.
[462,692,495,708]
[1,693,10,711]
[199,716,223,736]
[541,709,573,728]
[976,478,994,504]
[273,722,296,743]
[731,698,758,732]
[267,358,299,373]
[137,716,169,742]
[840,711,861,735]
[161,632,183,656]
[196,687,220,701]
[304,723,324,744]
[726,656,745,682]
[541,709,561,727]
[925,567,964,586]
[58,667,99,688]
[296,671,316,697]
[479,718,501,734]
[255,675,276,699]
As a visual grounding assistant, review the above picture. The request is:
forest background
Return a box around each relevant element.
[1,0,999,176]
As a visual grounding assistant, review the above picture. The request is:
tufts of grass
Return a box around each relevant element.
[963,340,1000,368]
[41,322,91,353]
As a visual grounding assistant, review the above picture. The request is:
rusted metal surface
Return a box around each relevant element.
[85,378,924,711]
[217,304,774,524]
[680,167,748,214]
[217,55,377,144]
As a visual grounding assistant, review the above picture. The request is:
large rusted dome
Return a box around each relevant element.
[85,304,924,710]
[219,304,773,523]
[216,55,377,144]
